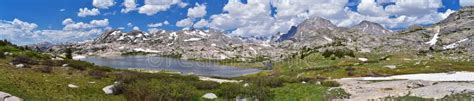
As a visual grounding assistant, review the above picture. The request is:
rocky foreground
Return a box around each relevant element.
[0,91,22,101]
[337,72,474,100]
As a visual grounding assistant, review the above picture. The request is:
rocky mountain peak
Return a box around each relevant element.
[298,17,337,30]
[438,6,474,25]
[352,20,391,35]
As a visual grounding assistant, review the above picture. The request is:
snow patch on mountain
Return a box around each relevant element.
[443,38,469,50]
[425,27,441,46]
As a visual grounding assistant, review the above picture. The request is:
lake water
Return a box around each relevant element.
[79,56,261,78]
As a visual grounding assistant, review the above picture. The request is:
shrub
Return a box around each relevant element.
[40,66,53,73]
[217,83,244,99]
[11,56,37,65]
[193,81,219,90]
[242,86,274,100]
[321,81,341,87]
[65,48,73,59]
[0,51,5,59]
[66,60,94,71]
[322,48,355,58]
[247,76,285,88]
[123,79,198,101]
[89,70,107,79]
[324,88,351,100]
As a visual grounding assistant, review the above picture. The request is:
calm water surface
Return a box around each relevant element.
[80,56,261,78]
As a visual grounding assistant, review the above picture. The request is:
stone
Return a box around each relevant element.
[4,96,22,101]
[0,91,22,101]
[202,93,218,99]
[0,92,11,99]
[62,64,68,67]
[102,85,116,95]
[15,64,25,68]
[384,65,397,69]
[301,81,307,84]
[243,83,249,87]
[358,58,368,62]
[68,84,79,88]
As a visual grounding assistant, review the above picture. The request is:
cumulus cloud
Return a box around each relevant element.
[62,18,74,25]
[205,0,455,37]
[176,18,193,27]
[11,19,38,31]
[193,19,208,28]
[460,0,474,7]
[93,0,116,9]
[121,0,137,13]
[187,3,207,18]
[138,0,183,16]
[148,23,163,27]
[127,23,133,27]
[385,0,442,16]
[0,19,106,45]
[63,19,109,30]
[78,8,100,17]
[133,26,140,30]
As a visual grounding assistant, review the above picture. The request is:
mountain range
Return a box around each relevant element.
[50,6,474,61]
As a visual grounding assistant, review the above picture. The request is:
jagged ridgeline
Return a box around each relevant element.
[60,6,474,61]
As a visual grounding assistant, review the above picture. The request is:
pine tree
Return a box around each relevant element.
[65,48,73,59]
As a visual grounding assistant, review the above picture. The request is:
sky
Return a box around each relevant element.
[0,0,473,45]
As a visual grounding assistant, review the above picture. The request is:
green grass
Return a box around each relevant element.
[0,58,125,100]
[271,52,474,79]
[272,83,328,101]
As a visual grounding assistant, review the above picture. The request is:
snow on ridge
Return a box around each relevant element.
[198,31,209,37]
[133,48,160,53]
[323,35,333,42]
[425,26,440,46]
[342,71,474,82]
[169,32,178,40]
[184,38,202,42]
[443,38,469,50]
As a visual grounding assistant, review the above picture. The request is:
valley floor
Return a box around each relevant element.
[1,41,474,100]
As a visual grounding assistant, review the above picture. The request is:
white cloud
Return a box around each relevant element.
[127,23,133,27]
[63,19,109,30]
[133,26,140,30]
[93,0,116,9]
[460,0,474,7]
[178,2,188,8]
[11,19,38,31]
[205,0,455,37]
[62,18,74,25]
[0,19,105,45]
[187,3,207,18]
[138,0,183,16]
[90,19,109,26]
[121,0,137,13]
[60,9,66,12]
[148,23,163,27]
[176,18,193,27]
[358,0,387,16]
[163,21,170,25]
[385,0,442,16]
[78,8,100,17]
[193,19,208,28]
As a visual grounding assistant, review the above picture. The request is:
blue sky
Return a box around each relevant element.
[0,0,471,45]
[0,0,226,31]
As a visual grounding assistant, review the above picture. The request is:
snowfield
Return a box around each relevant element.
[342,71,474,81]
